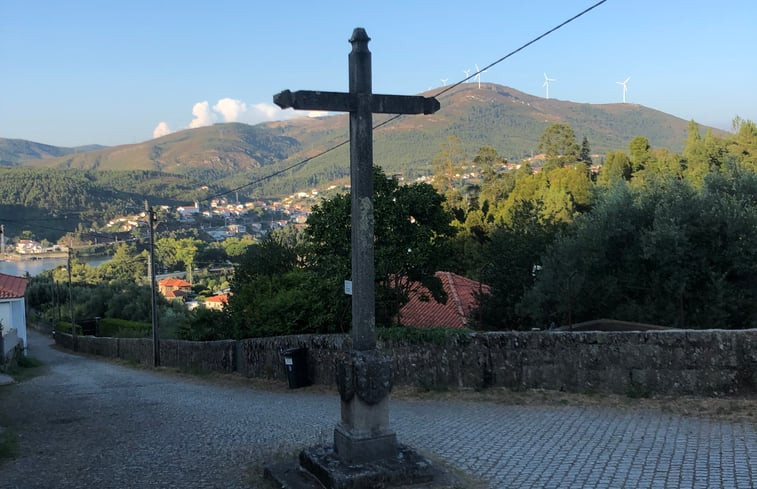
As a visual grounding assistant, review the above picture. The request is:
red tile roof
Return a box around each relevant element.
[158,277,192,287]
[205,294,228,303]
[163,289,188,299]
[398,271,490,329]
[0,273,29,299]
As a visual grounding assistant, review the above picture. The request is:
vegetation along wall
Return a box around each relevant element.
[56,329,757,397]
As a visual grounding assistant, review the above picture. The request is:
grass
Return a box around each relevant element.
[6,356,45,383]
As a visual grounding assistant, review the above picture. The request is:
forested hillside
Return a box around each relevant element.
[11,83,720,200]
[0,168,215,240]
[0,137,104,166]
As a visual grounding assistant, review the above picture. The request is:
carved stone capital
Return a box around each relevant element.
[336,350,393,405]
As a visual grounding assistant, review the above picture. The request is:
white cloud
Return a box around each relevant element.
[154,97,333,138]
[152,121,172,139]
[213,98,247,122]
[188,101,216,128]
[250,102,280,122]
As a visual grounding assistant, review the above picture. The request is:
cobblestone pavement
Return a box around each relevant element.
[1,330,755,488]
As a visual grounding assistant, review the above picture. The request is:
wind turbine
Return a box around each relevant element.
[474,63,488,89]
[616,76,630,103]
[440,78,448,86]
[543,73,556,99]
[463,68,471,80]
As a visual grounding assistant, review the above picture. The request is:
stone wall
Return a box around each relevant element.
[160,339,236,373]
[54,328,757,397]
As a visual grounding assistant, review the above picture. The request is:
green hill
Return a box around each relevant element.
[0,138,105,166]
[12,83,726,199]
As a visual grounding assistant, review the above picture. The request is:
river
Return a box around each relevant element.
[0,255,112,277]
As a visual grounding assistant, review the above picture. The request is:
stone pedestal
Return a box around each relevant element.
[334,350,397,464]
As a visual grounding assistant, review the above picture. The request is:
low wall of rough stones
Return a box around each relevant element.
[55,328,757,396]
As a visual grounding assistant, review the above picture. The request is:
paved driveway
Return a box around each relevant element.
[1,330,755,489]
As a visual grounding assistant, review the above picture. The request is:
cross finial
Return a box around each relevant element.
[349,28,370,52]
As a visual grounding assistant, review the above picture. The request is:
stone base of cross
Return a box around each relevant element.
[265,28,441,488]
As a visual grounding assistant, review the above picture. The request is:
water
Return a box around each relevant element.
[0,256,111,277]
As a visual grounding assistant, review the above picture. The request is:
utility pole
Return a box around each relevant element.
[0,224,5,255]
[146,200,160,367]
[67,245,76,349]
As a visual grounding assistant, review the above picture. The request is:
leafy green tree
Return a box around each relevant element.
[99,243,146,283]
[539,123,580,170]
[306,166,456,326]
[579,136,592,167]
[220,236,255,258]
[477,200,560,329]
[729,117,757,171]
[628,136,652,173]
[227,235,340,338]
[522,172,757,329]
[597,151,632,186]
[431,136,465,202]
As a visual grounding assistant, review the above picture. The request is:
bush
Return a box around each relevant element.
[97,318,151,338]
[377,326,471,345]
[55,321,82,335]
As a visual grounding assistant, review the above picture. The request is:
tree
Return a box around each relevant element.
[539,123,580,170]
[227,235,341,338]
[522,173,757,329]
[628,136,652,173]
[477,200,560,330]
[431,136,465,201]
[306,166,456,326]
[597,151,632,186]
[579,136,592,167]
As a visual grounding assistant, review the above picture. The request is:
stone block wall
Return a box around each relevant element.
[160,339,236,373]
[54,328,757,397]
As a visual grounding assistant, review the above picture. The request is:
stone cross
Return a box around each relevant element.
[274,28,440,465]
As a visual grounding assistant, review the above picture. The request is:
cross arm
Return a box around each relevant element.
[274,89,440,116]
[273,90,352,112]
[371,94,440,115]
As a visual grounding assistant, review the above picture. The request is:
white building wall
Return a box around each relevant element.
[0,298,27,353]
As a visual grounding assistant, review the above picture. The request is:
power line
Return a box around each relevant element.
[195,0,608,205]
[3,1,608,228]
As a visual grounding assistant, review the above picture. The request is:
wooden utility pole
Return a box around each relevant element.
[146,201,160,367]
[67,246,76,348]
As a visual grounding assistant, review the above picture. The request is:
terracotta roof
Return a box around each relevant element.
[205,294,228,303]
[0,273,29,299]
[158,277,192,287]
[398,271,490,329]
[163,289,188,299]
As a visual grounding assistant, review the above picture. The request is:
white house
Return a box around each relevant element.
[16,239,43,254]
[0,273,29,359]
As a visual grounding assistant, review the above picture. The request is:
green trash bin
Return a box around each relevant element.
[283,347,309,388]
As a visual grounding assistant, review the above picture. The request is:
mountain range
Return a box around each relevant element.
[1,83,724,198]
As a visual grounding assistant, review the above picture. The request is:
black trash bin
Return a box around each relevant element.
[283,347,309,388]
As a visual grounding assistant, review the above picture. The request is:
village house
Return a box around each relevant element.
[16,239,43,254]
[203,294,228,311]
[177,202,200,220]
[157,277,192,301]
[398,271,489,329]
[0,273,29,361]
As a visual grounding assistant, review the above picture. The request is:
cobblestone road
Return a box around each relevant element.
[1,330,755,488]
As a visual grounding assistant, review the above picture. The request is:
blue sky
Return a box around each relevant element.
[2,0,755,147]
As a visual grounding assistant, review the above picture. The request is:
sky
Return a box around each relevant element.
[2,0,756,148]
